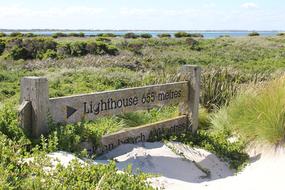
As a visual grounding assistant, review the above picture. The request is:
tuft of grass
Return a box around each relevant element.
[211,76,285,145]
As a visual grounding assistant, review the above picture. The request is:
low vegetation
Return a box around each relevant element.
[0,34,285,188]
[248,32,260,36]
[0,37,119,60]
[211,76,285,145]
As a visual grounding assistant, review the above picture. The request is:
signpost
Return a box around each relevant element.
[19,65,201,153]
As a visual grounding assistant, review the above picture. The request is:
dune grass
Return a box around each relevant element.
[211,77,285,145]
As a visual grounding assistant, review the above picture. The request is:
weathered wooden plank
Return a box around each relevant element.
[97,115,190,154]
[20,77,49,138]
[49,81,189,124]
[18,101,32,134]
[179,65,201,132]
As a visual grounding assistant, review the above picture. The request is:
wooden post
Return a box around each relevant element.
[179,65,201,133]
[20,77,49,138]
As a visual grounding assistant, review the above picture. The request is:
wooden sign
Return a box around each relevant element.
[49,82,188,124]
[19,65,201,141]
[97,115,189,154]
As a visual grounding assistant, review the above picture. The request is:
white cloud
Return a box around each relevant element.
[0,5,105,18]
[241,2,258,9]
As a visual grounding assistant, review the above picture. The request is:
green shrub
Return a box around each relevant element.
[185,38,200,50]
[67,32,85,37]
[96,37,112,43]
[41,49,58,60]
[127,40,144,55]
[97,33,116,37]
[57,41,119,57]
[8,46,29,60]
[52,32,67,38]
[95,41,109,55]
[57,43,71,58]
[158,33,171,38]
[4,37,57,60]
[277,33,285,36]
[212,77,285,144]
[140,33,152,38]
[0,39,5,55]
[24,33,36,37]
[86,41,99,54]
[248,32,260,36]
[174,32,190,38]
[24,37,57,59]
[9,32,23,37]
[171,130,249,171]
[0,32,6,37]
[106,45,119,56]
[190,33,204,38]
[124,32,139,39]
[68,33,80,37]
[69,41,87,56]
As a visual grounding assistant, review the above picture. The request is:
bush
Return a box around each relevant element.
[86,41,99,54]
[8,46,29,60]
[190,33,204,38]
[140,33,152,38]
[79,32,85,37]
[248,32,260,36]
[52,32,67,38]
[24,33,36,37]
[277,33,285,36]
[212,77,285,144]
[3,37,57,60]
[0,32,6,37]
[57,43,71,58]
[9,32,23,37]
[106,45,119,56]
[158,33,171,38]
[67,32,85,37]
[97,33,116,37]
[174,32,190,38]
[0,39,5,55]
[124,32,139,39]
[69,41,87,56]
[68,33,80,37]
[185,38,201,50]
[96,37,112,43]
[41,49,58,60]
[127,40,144,55]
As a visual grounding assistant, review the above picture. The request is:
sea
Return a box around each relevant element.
[0,30,282,39]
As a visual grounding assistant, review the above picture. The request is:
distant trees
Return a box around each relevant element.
[0,33,7,37]
[9,32,24,37]
[124,33,139,39]
[0,39,5,55]
[0,37,119,60]
[52,32,85,38]
[140,33,152,38]
[97,33,116,37]
[174,32,204,38]
[158,33,171,38]
[248,32,260,36]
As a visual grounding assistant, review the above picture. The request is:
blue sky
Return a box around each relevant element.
[0,0,284,30]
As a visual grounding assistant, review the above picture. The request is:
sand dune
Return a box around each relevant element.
[48,142,285,190]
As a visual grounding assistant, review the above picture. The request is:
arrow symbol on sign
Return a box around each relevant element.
[66,106,77,119]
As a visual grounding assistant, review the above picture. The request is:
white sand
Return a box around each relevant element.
[49,142,285,190]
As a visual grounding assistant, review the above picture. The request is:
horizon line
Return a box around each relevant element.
[0,29,284,32]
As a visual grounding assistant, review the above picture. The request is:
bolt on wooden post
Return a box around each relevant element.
[179,65,201,132]
[20,77,49,138]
